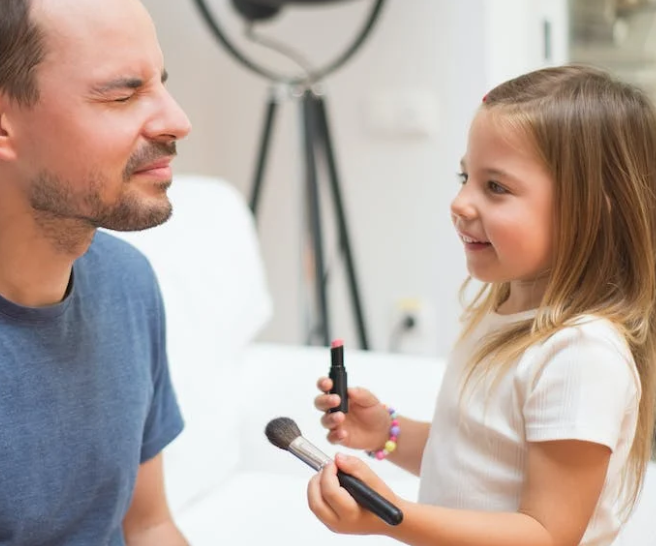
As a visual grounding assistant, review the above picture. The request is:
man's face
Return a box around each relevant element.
[5,0,191,232]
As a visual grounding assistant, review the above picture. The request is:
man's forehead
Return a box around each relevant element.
[34,0,155,46]
[33,0,163,82]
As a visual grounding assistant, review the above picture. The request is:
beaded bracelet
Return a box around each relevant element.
[366,406,400,460]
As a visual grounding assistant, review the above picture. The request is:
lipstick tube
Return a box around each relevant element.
[329,339,348,414]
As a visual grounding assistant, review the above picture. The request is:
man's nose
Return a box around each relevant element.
[146,90,192,142]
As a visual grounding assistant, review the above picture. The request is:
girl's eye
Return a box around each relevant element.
[114,95,133,103]
[487,181,507,194]
[457,171,468,184]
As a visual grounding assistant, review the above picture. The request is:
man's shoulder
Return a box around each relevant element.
[86,230,154,275]
[76,230,159,300]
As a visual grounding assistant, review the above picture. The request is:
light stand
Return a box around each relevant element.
[192,0,387,349]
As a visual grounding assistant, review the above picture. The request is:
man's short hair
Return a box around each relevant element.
[0,0,46,107]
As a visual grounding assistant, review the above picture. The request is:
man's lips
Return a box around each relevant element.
[132,157,173,174]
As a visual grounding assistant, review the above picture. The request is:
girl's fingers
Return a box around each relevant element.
[317,377,333,393]
[327,428,348,444]
[320,409,345,430]
[319,462,360,515]
[307,472,339,528]
[314,393,341,413]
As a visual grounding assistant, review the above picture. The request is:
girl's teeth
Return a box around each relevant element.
[463,235,487,244]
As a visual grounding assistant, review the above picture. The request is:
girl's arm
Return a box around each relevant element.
[384,417,430,476]
[315,380,431,477]
[309,439,611,546]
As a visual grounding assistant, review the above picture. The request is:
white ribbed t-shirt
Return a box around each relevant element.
[418,311,641,546]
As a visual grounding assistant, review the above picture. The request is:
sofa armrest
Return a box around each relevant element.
[236,342,446,482]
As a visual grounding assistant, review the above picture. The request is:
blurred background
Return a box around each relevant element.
[141,0,655,359]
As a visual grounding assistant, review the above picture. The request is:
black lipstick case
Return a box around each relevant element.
[329,341,348,414]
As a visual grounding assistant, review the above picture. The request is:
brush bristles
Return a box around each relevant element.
[265,417,302,450]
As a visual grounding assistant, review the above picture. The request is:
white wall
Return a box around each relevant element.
[142,0,566,357]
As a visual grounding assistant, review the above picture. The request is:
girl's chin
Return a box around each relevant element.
[466,269,501,284]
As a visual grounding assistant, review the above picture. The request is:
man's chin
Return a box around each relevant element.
[130,177,173,194]
[153,179,173,192]
[97,202,173,232]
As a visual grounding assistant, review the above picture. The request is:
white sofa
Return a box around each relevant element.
[113,175,656,545]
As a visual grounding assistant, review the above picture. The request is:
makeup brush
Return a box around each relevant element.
[265,417,403,526]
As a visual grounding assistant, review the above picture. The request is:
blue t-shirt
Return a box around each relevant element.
[0,231,184,545]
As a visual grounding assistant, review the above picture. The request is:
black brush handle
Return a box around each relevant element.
[337,470,403,526]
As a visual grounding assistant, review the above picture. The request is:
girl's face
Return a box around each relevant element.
[451,109,555,287]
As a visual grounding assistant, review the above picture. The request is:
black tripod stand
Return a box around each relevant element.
[192,0,388,349]
[250,85,370,349]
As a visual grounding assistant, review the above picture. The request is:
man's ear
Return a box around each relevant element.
[0,105,17,162]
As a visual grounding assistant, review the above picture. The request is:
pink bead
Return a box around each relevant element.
[391,420,399,426]
[375,451,385,460]
[390,436,397,442]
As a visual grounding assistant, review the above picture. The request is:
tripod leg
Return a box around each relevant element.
[311,90,370,350]
[302,89,331,346]
[249,89,279,216]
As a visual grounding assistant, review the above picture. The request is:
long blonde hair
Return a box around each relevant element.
[460,64,656,508]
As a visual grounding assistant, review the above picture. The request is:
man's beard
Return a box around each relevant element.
[29,142,176,233]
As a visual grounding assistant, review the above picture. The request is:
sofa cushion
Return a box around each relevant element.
[176,472,420,546]
[107,175,273,513]
[614,461,656,545]
[236,342,446,484]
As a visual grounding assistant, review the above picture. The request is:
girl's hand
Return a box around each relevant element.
[307,453,400,536]
[314,378,390,452]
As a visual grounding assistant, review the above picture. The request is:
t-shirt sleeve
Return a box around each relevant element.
[522,324,639,451]
[140,282,184,463]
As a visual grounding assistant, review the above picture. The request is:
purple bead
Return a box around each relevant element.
[390,425,400,436]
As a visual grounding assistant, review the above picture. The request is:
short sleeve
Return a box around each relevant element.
[522,323,639,451]
[140,281,184,463]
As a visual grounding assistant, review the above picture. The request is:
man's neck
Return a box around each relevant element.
[0,215,95,308]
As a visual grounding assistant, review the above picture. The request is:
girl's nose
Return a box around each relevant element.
[450,186,477,221]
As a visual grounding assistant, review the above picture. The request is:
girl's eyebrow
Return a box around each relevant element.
[460,159,512,179]
[483,167,512,178]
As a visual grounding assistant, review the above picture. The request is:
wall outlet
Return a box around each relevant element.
[388,297,438,356]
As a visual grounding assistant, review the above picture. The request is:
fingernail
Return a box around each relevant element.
[335,453,350,462]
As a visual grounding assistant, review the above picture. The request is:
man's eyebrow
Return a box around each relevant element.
[91,69,168,94]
